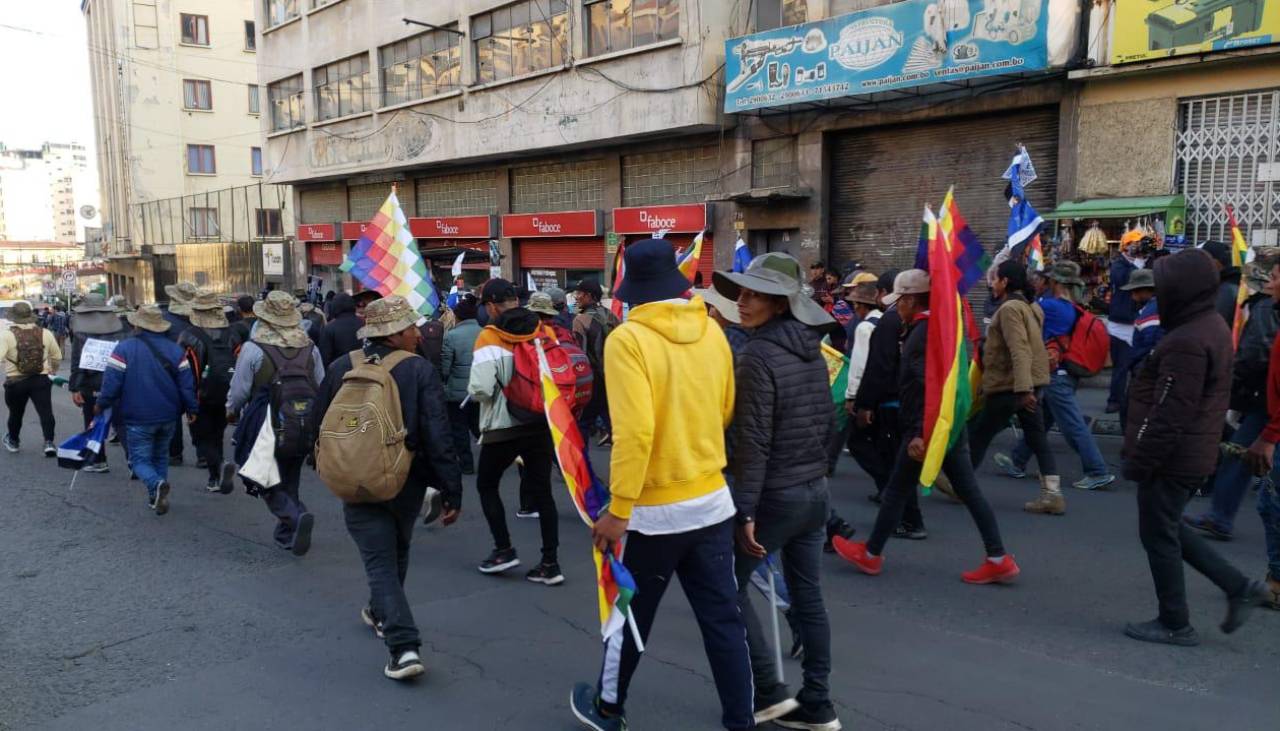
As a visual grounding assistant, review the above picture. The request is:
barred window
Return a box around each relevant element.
[379,26,462,107]
[751,137,796,189]
[268,75,305,131]
[511,160,605,213]
[314,54,371,121]
[416,171,498,216]
[621,145,719,206]
[473,0,569,85]
[586,0,679,57]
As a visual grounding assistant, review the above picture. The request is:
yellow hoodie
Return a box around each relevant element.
[604,296,735,519]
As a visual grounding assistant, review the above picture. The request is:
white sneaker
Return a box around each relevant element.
[384,650,424,680]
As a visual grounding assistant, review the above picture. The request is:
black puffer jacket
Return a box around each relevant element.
[1231,294,1278,411]
[731,315,832,519]
[853,305,901,410]
[318,294,361,367]
[897,312,928,440]
[1123,249,1233,482]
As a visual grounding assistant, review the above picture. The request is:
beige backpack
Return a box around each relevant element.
[316,349,415,503]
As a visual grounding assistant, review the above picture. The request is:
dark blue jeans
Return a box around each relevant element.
[1259,478,1280,579]
[598,518,753,730]
[343,480,428,653]
[1012,371,1109,477]
[1196,410,1274,533]
[735,481,832,710]
[1108,335,1131,409]
[126,421,177,496]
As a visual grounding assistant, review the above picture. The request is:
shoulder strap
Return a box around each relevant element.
[378,350,417,371]
[138,335,180,385]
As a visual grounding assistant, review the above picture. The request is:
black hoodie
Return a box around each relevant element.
[731,315,833,519]
[318,293,361,367]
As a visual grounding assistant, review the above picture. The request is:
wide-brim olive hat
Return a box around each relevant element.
[165,281,198,316]
[253,290,302,327]
[1120,268,1156,291]
[127,304,172,333]
[9,301,36,324]
[1046,260,1085,287]
[74,293,116,313]
[713,252,834,328]
[692,287,741,325]
[357,295,421,339]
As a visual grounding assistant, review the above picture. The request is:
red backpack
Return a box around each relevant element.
[1049,305,1109,378]
[504,336,594,423]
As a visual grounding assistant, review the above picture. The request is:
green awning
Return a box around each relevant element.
[1044,195,1186,220]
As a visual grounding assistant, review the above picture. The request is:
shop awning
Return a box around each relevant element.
[1044,195,1186,221]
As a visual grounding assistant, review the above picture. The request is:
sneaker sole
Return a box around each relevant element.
[478,558,521,574]
[384,662,425,680]
[361,608,386,639]
[569,689,612,731]
[774,718,842,731]
[515,512,540,519]
[1123,625,1199,647]
[154,483,171,516]
[527,573,565,586]
[218,462,236,494]
[1073,476,1117,491]
[831,539,881,576]
[963,567,1021,585]
[4,443,18,453]
[291,513,314,557]
[754,698,801,724]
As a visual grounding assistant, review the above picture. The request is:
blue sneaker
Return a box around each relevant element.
[1072,473,1116,491]
[993,453,1027,479]
[571,682,626,731]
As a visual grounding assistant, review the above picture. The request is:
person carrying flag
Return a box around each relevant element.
[570,238,752,731]
[833,270,1018,584]
[715,253,842,730]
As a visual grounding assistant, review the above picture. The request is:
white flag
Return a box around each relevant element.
[526,271,537,293]
[451,251,466,279]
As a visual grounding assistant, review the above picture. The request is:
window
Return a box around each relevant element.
[379,27,462,106]
[180,13,209,45]
[472,1,569,85]
[256,209,284,237]
[751,137,797,189]
[268,75,305,131]
[186,144,216,174]
[251,147,263,176]
[754,0,806,31]
[586,0,679,56]
[313,54,370,120]
[182,79,212,110]
[248,84,260,114]
[188,208,219,237]
[244,21,256,50]
[264,0,299,27]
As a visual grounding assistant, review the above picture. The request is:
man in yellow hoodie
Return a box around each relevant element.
[570,239,753,731]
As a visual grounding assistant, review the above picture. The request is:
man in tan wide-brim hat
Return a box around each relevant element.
[226,289,325,556]
[180,288,237,493]
[0,300,63,456]
[164,281,198,320]
[68,293,130,472]
[314,294,463,681]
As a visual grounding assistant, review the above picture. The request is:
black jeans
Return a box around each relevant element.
[446,400,479,470]
[251,457,308,549]
[343,480,428,653]
[1136,475,1249,629]
[192,404,227,481]
[868,432,1005,557]
[476,429,558,561]
[597,519,753,730]
[734,481,832,710]
[578,376,611,438]
[968,390,1058,476]
[169,418,185,459]
[4,375,55,443]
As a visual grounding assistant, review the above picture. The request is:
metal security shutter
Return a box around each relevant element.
[348,182,389,222]
[621,145,720,206]
[1177,90,1280,245]
[830,107,1059,279]
[299,186,344,223]
[511,160,606,213]
[519,239,605,269]
[416,170,498,216]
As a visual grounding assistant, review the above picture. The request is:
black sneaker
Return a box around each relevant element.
[824,511,855,553]
[892,524,928,540]
[361,606,385,639]
[478,547,520,574]
[526,561,565,586]
[43,441,55,458]
[291,513,314,557]
[217,461,236,494]
[422,487,443,526]
[3,435,18,453]
[205,478,221,493]
[1222,580,1267,634]
[1124,618,1199,647]
[195,457,208,470]
[82,462,110,474]
[516,508,540,519]
[753,684,800,724]
[384,649,424,681]
[153,481,171,516]
[774,702,842,730]
[570,682,626,731]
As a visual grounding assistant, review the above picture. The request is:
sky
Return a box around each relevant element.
[0,2,98,173]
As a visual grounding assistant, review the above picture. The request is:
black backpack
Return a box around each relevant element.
[188,327,236,404]
[260,344,319,460]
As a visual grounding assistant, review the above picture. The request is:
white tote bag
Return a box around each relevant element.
[239,405,281,488]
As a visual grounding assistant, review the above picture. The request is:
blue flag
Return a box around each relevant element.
[732,237,752,273]
[57,409,112,471]
[1006,149,1043,252]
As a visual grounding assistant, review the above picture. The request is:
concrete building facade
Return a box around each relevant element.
[0,142,99,245]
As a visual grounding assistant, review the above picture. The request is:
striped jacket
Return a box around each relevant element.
[466,307,556,440]
[97,332,198,425]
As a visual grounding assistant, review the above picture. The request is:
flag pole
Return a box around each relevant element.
[626,608,646,652]
[767,564,785,684]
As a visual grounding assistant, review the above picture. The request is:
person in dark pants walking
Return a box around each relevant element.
[316,296,464,681]
[1123,249,1270,646]
[1106,232,1145,413]
[467,279,561,585]
[834,270,1020,585]
[571,279,619,445]
[570,239,752,731]
[226,291,324,556]
[178,289,238,493]
[67,293,129,472]
[441,292,481,474]
[716,252,842,730]
[1,301,62,456]
[162,282,197,465]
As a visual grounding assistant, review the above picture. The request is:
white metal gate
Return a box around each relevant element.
[1176,90,1280,246]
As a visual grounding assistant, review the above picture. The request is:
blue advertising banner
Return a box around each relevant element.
[724,0,1051,113]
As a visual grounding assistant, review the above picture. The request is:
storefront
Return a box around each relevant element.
[298,223,344,294]
[613,203,715,287]
[502,210,605,289]
[408,214,496,289]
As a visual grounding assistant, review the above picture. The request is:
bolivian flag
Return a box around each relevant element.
[1227,205,1251,351]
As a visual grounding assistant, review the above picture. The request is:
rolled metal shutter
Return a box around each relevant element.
[519,239,606,269]
[829,106,1059,283]
[299,186,345,224]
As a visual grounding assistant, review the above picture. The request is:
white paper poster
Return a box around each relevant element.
[78,338,117,372]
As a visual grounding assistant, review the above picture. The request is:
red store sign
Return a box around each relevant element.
[341,221,373,240]
[409,215,496,239]
[297,223,337,242]
[308,242,344,266]
[501,210,601,238]
[613,203,711,235]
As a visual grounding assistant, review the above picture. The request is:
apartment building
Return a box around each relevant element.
[0,142,98,244]
[83,0,288,302]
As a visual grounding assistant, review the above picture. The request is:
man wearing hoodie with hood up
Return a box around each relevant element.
[1123,248,1269,647]
[570,239,752,731]
[467,278,562,586]
[318,292,361,367]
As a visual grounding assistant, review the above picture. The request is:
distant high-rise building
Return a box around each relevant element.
[0,141,97,244]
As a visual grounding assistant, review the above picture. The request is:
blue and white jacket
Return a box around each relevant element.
[97,332,198,425]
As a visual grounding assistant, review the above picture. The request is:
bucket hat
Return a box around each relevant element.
[253,290,302,327]
[164,281,198,316]
[357,295,420,339]
[9,301,36,325]
[1120,268,1156,291]
[1046,260,1085,286]
[526,291,559,317]
[882,269,930,307]
[73,293,116,313]
[846,282,880,306]
[127,304,171,333]
[712,252,835,328]
[1245,247,1280,293]
[692,287,741,325]
[614,238,694,306]
[189,288,229,329]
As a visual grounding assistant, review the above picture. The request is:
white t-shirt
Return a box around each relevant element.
[628,485,736,536]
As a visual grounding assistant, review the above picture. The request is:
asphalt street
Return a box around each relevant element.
[1,375,1276,730]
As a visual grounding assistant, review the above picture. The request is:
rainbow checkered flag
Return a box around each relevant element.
[340,188,440,317]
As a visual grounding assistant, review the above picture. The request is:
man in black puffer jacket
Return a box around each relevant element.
[714,252,841,730]
[319,293,362,367]
[1122,248,1267,646]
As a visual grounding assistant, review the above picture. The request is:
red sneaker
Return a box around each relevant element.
[832,536,882,575]
[962,555,1020,585]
